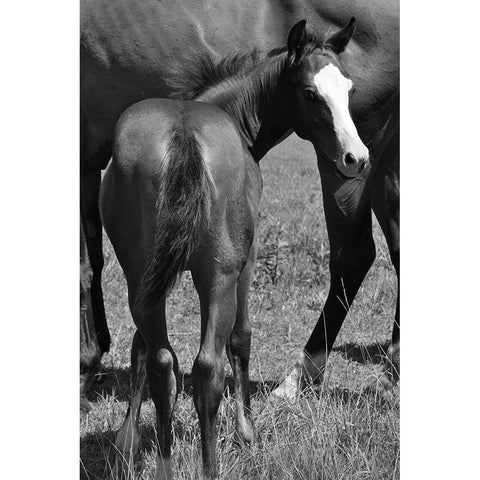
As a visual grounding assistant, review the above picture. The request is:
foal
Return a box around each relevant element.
[101,19,368,479]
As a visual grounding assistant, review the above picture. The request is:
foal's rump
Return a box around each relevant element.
[101,98,260,310]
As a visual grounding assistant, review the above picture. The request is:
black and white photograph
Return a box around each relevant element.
[79,1,399,478]
[7,1,480,480]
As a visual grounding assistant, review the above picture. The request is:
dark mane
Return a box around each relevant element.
[164,33,329,144]
[166,50,264,101]
[165,33,327,102]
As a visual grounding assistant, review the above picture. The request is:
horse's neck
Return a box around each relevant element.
[249,124,293,162]
[197,55,289,155]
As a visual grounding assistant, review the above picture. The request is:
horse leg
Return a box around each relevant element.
[110,245,177,480]
[192,268,238,479]
[371,132,400,385]
[226,242,257,444]
[80,169,111,355]
[272,170,375,399]
[80,220,101,409]
[137,297,178,480]
[114,329,148,478]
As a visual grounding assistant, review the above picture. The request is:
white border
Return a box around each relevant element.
[3,2,480,478]
[2,2,78,478]
[402,2,480,478]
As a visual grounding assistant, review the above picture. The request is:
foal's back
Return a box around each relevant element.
[108,99,242,185]
[101,98,261,283]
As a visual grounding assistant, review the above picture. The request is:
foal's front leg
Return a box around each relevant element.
[192,268,239,480]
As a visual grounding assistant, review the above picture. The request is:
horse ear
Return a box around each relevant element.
[287,20,307,66]
[326,17,356,54]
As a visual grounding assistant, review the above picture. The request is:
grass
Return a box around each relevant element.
[80,134,399,479]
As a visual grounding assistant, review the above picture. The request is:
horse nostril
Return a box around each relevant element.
[358,160,366,173]
[344,153,356,166]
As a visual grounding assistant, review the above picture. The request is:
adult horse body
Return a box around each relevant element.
[101,21,369,480]
[81,0,399,397]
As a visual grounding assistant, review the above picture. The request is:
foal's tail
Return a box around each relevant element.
[134,127,211,314]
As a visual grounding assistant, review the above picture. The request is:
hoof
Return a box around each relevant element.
[269,379,300,402]
[270,351,326,402]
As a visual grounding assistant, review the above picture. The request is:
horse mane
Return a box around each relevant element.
[166,51,263,101]
[164,33,329,139]
[165,32,327,103]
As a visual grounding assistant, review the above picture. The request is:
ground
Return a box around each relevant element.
[80,134,399,479]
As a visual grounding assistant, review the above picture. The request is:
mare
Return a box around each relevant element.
[81,0,399,400]
[100,20,369,480]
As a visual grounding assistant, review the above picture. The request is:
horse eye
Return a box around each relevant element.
[303,89,317,101]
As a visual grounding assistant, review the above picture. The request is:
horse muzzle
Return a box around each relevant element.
[335,150,370,178]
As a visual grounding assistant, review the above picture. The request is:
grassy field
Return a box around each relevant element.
[80,134,399,480]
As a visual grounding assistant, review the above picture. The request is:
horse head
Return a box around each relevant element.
[284,19,369,178]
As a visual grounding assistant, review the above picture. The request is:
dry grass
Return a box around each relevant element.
[80,134,399,479]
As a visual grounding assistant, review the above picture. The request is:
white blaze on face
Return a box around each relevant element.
[313,64,368,163]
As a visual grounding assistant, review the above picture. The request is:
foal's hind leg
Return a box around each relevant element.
[114,275,178,480]
[371,132,400,385]
[226,243,257,444]
[192,267,239,479]
[136,298,179,480]
[115,330,147,477]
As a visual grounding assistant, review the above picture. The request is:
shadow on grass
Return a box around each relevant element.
[85,341,390,405]
[80,423,159,480]
[326,386,389,406]
[86,365,279,404]
[87,366,132,402]
[332,341,391,366]
[81,377,394,479]
[80,428,116,480]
